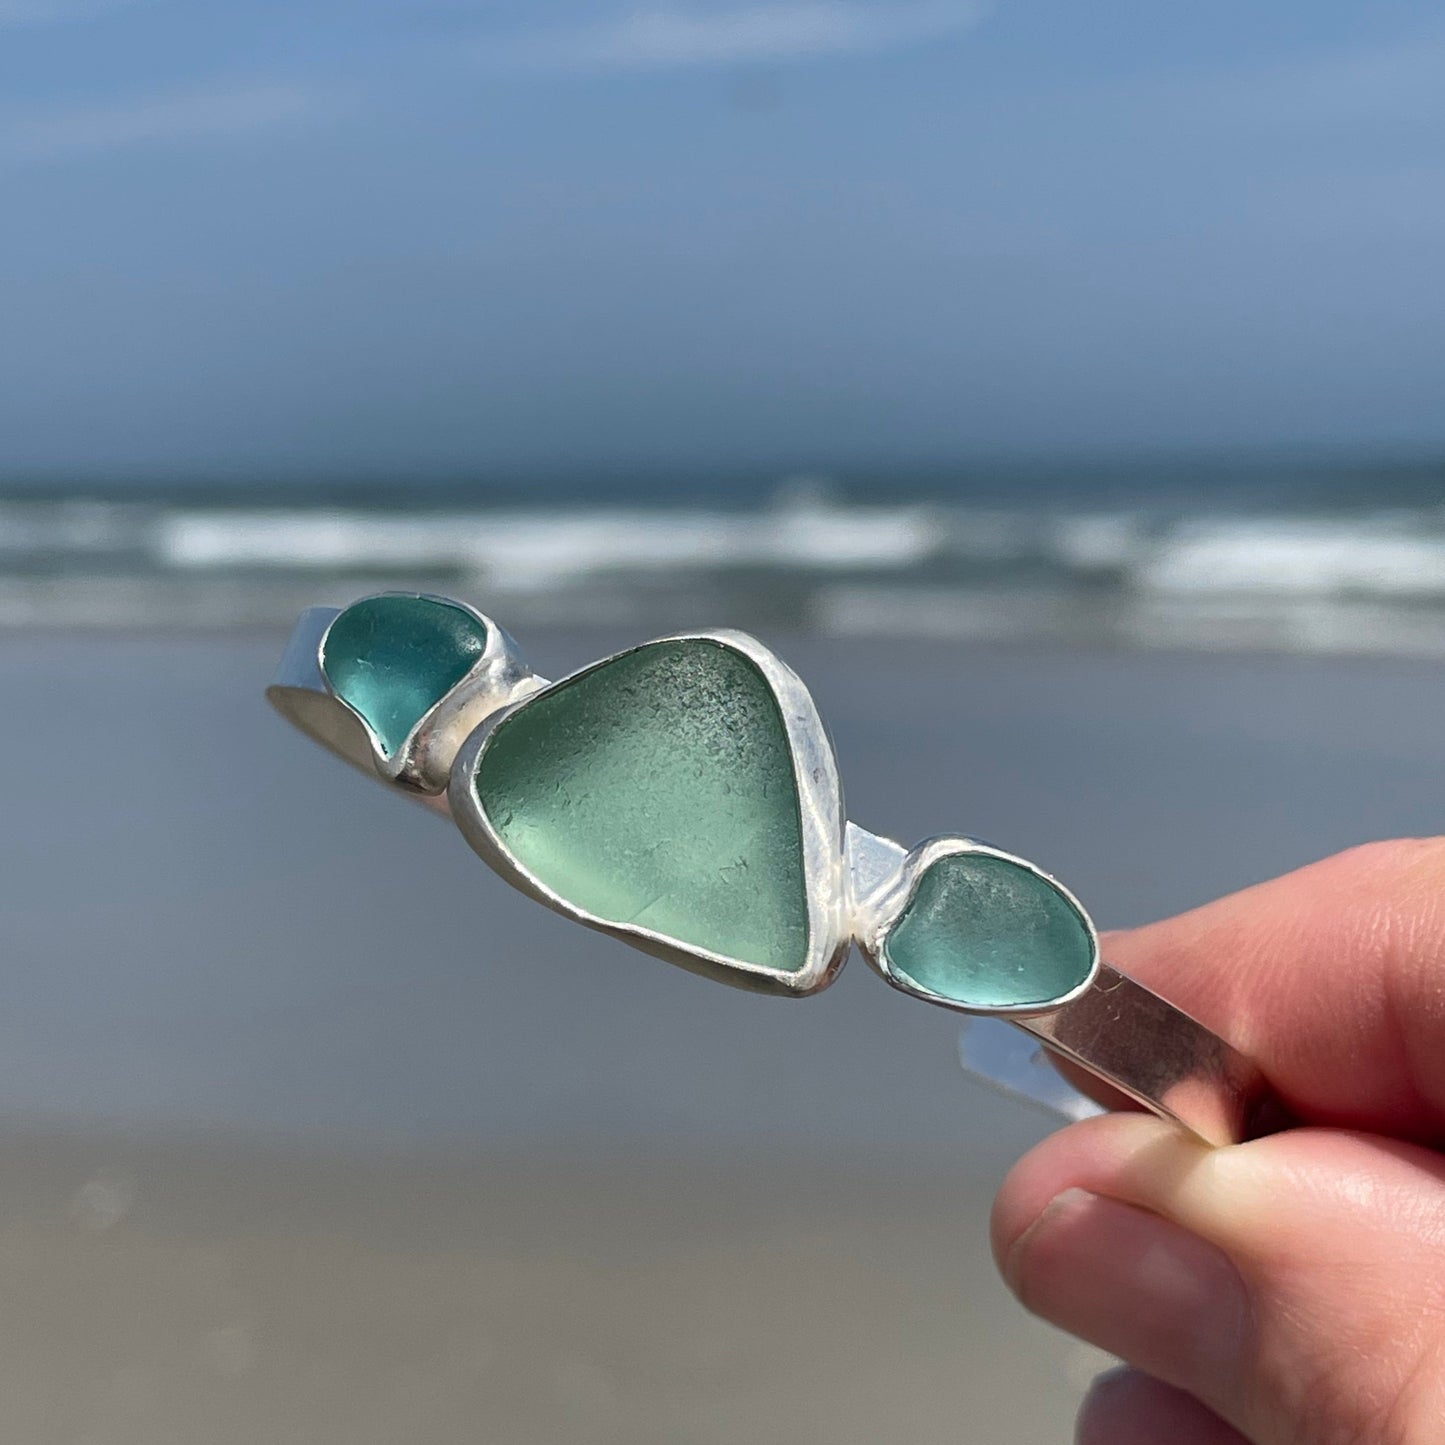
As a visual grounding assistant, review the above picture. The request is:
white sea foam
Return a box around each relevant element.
[153,500,940,587]
[1137,518,1445,598]
[5,492,1445,652]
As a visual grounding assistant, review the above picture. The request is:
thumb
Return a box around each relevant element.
[992,1113,1445,1445]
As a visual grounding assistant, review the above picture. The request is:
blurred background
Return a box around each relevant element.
[3,2,1444,1440]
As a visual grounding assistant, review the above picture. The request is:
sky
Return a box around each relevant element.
[2,0,1443,481]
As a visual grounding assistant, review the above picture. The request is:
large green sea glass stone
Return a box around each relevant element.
[322,596,489,758]
[884,851,1095,1009]
[473,639,811,973]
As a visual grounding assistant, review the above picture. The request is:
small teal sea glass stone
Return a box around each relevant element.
[884,851,1095,1009]
[321,595,489,758]
[473,639,811,973]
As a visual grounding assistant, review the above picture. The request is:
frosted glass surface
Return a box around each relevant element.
[474,640,810,972]
[322,596,488,758]
[885,852,1094,1009]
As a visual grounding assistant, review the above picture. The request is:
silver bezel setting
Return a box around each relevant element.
[852,834,1102,1018]
[269,596,1282,1145]
[447,629,851,998]
[313,592,541,794]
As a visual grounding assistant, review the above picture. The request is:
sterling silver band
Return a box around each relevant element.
[269,599,1277,1147]
[841,826,1274,1145]
[1018,964,1272,1143]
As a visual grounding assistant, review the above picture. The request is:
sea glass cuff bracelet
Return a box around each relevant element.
[269,593,1276,1146]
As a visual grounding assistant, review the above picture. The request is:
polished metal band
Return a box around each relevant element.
[1018,964,1273,1144]
[270,600,1277,1147]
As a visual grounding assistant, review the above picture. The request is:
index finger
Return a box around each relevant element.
[1087,837,1445,1143]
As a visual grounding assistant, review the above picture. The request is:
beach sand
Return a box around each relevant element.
[0,1128,1103,1445]
[2,630,1443,1442]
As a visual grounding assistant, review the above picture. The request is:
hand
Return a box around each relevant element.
[991,839,1445,1444]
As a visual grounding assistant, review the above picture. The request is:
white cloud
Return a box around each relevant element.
[474,0,986,72]
[0,81,325,162]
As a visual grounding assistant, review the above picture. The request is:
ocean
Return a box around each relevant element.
[5,454,1445,656]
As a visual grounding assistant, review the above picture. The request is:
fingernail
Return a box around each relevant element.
[1004,1188,1249,1391]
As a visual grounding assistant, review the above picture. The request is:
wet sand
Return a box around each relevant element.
[3,631,1444,1441]
[0,1127,1106,1445]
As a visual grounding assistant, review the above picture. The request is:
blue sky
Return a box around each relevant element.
[2,0,1442,479]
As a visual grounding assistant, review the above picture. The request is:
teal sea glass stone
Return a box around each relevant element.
[473,639,811,973]
[321,595,489,758]
[884,851,1095,1009]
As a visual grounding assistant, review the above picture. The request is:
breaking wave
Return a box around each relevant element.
[4,480,1445,654]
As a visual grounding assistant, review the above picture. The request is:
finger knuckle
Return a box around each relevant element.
[1271,1326,1445,1445]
